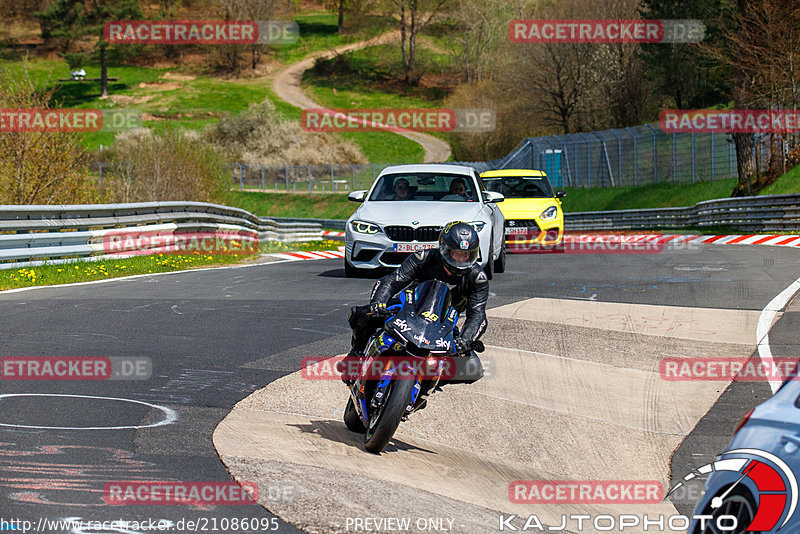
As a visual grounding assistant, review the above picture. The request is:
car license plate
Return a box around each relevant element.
[505,228,531,235]
[393,242,437,252]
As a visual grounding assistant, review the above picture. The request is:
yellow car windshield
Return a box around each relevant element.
[482,177,554,199]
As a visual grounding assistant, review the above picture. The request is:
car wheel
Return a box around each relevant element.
[485,242,495,280]
[344,258,362,278]
[694,485,757,534]
[494,241,506,273]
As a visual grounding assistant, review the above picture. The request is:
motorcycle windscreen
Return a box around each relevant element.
[389,280,456,351]
[412,280,452,323]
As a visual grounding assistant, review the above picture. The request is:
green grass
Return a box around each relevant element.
[302,43,458,164]
[760,164,800,196]
[228,191,357,219]
[1,57,272,150]
[0,239,342,290]
[228,179,744,220]
[560,178,737,212]
[273,13,395,65]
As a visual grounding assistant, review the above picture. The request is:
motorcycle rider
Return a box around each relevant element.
[340,221,488,385]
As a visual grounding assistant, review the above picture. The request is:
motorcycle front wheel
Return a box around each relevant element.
[344,396,366,433]
[364,378,414,453]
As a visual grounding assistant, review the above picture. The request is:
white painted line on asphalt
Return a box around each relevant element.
[0,256,296,295]
[0,393,178,430]
[757,276,800,393]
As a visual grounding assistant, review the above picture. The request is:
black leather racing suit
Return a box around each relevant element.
[347,248,488,383]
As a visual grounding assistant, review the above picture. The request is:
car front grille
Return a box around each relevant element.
[505,219,540,230]
[384,226,442,242]
[380,252,410,266]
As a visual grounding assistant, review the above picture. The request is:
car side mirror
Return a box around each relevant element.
[484,191,504,203]
[555,190,567,198]
[348,190,367,202]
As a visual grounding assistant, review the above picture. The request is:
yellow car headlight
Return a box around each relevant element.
[539,206,559,221]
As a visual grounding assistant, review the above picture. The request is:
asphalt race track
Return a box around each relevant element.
[1,243,799,534]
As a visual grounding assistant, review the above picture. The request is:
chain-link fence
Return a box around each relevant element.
[452,124,777,188]
[225,163,409,193]
[94,124,780,192]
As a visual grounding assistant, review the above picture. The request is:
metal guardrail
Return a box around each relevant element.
[268,194,800,234]
[564,193,800,232]
[0,202,322,270]
[270,217,346,230]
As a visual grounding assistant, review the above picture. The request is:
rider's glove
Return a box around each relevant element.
[454,336,471,354]
[369,302,388,316]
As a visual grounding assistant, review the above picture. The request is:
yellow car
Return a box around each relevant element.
[479,169,565,249]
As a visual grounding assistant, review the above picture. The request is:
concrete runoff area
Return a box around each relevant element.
[214,298,761,533]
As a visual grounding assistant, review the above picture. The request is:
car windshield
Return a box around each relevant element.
[483,176,554,199]
[368,173,478,202]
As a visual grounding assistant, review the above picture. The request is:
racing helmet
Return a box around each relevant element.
[439,221,480,274]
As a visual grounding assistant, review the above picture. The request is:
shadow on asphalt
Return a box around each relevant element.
[286,420,436,455]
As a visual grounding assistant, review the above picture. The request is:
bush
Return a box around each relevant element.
[209,102,366,165]
[99,128,231,204]
[445,80,530,162]
[0,61,95,204]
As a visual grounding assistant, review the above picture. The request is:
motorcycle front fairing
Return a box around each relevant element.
[351,280,460,426]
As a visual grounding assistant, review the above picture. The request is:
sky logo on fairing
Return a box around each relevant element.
[435,338,451,350]
[393,319,410,332]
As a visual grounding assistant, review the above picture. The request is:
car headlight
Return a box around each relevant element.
[539,206,559,221]
[468,221,486,232]
[351,220,380,234]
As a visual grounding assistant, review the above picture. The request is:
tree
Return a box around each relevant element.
[37,0,143,97]
[639,0,731,109]
[448,0,510,84]
[217,0,292,71]
[385,0,449,85]
[705,0,800,194]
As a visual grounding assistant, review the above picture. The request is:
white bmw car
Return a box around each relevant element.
[344,164,506,278]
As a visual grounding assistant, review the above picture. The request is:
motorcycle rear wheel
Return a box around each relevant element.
[364,379,414,453]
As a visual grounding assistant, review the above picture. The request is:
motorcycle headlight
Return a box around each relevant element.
[351,220,380,234]
[539,206,559,221]
[469,221,486,232]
